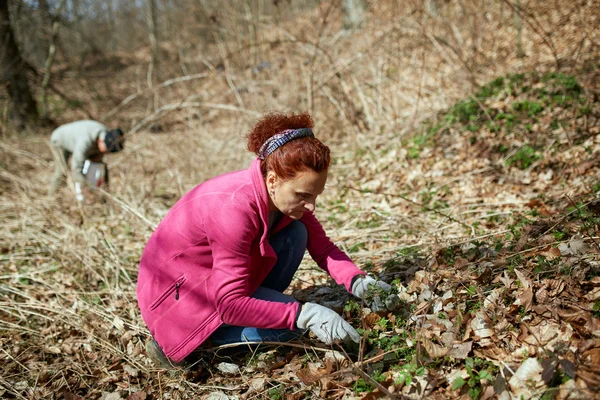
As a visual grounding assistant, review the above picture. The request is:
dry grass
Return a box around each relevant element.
[1,0,599,398]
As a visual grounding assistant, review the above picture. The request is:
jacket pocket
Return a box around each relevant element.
[149,275,187,311]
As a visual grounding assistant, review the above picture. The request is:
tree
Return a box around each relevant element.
[0,0,38,128]
[40,0,67,120]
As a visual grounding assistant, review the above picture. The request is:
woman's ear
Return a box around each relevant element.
[266,171,278,192]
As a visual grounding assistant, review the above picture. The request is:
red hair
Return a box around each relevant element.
[246,112,331,179]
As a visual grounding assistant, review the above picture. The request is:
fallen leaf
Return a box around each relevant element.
[514,269,531,289]
[421,337,449,358]
[541,358,557,384]
[123,364,138,377]
[103,393,123,400]
[499,271,515,288]
[559,359,576,379]
[296,368,319,385]
[445,368,469,385]
[470,311,494,339]
[584,287,600,301]
[215,362,240,375]
[513,286,533,312]
[475,265,493,284]
[447,341,472,359]
[45,346,61,354]
[558,236,588,256]
[248,377,266,391]
[126,392,147,400]
[508,358,544,399]
[112,316,125,332]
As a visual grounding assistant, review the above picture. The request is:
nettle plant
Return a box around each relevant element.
[451,357,498,399]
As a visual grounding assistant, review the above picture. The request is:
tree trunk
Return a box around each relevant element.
[514,0,525,58]
[71,0,79,19]
[146,0,160,108]
[40,0,67,120]
[38,0,50,24]
[147,0,159,68]
[0,0,38,128]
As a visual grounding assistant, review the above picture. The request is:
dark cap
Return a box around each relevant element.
[104,128,124,152]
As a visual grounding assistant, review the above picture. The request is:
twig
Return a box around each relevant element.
[102,73,209,121]
[499,0,560,68]
[0,378,29,400]
[128,101,261,135]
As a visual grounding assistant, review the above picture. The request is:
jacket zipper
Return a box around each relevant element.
[149,276,186,310]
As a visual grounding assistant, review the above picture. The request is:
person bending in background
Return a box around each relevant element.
[137,112,399,368]
[49,120,124,201]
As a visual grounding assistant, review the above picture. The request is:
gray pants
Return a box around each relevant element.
[49,146,109,195]
[49,145,70,195]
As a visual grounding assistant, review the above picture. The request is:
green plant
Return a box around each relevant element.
[513,100,543,117]
[466,300,482,313]
[394,362,425,387]
[507,254,524,273]
[356,217,383,229]
[442,246,456,266]
[451,357,497,399]
[493,143,509,154]
[542,72,582,94]
[506,144,542,169]
[408,146,421,159]
[344,299,361,315]
[449,99,481,124]
[353,377,373,393]
[348,242,367,253]
[534,255,560,274]
[477,77,505,98]
[394,246,420,258]
[372,369,387,383]
[593,300,600,318]
[268,384,284,399]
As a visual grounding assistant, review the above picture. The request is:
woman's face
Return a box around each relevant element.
[266,169,328,220]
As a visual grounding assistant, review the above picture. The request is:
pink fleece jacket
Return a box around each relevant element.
[136,159,365,362]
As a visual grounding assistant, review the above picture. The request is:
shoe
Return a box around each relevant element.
[145,339,187,369]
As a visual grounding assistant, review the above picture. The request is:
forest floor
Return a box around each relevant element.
[1,1,599,399]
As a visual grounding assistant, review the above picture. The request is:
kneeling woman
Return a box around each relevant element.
[136,112,395,367]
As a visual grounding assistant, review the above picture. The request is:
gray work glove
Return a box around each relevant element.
[297,302,361,344]
[351,275,401,312]
[74,182,85,202]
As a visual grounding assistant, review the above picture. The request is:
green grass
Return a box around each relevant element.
[405,72,585,161]
[506,145,542,169]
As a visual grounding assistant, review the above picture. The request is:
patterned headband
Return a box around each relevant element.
[258,128,314,160]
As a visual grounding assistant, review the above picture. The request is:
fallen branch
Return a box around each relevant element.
[101,73,210,121]
[128,101,261,134]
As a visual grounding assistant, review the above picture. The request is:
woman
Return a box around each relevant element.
[137,112,397,367]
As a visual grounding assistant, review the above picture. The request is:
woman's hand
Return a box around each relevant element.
[351,275,401,312]
[296,302,361,344]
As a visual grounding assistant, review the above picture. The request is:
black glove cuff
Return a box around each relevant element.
[351,273,366,290]
[294,302,303,329]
